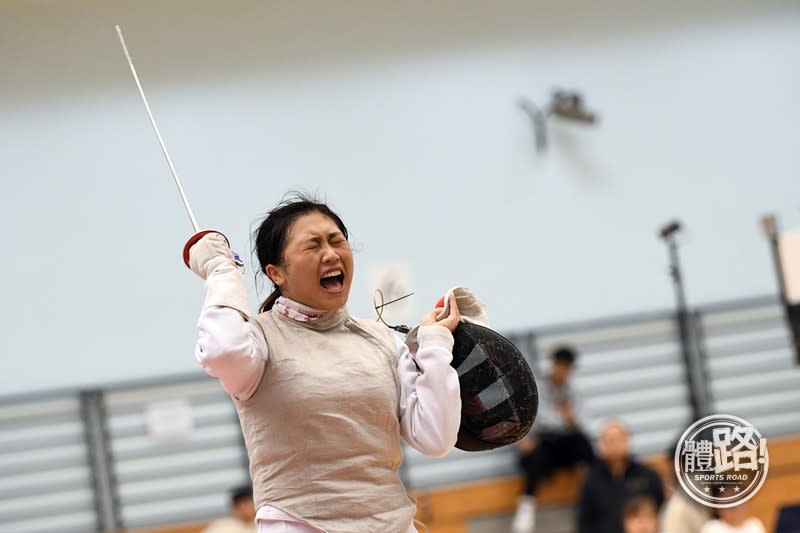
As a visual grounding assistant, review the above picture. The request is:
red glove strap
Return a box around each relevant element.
[182,230,228,268]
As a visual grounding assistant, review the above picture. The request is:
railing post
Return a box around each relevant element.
[688,310,713,417]
[80,390,122,532]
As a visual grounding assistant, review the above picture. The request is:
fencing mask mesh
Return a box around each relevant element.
[450,322,538,451]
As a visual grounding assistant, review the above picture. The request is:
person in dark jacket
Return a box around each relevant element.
[577,420,665,533]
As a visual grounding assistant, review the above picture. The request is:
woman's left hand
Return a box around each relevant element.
[421,292,461,332]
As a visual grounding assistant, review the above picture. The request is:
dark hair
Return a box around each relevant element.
[552,345,577,365]
[230,484,253,505]
[252,192,348,313]
[622,495,657,520]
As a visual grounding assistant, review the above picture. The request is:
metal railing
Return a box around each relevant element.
[1,294,798,532]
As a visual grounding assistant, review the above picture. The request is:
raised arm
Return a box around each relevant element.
[186,231,267,400]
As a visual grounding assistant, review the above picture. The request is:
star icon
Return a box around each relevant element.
[734,487,741,493]
[704,487,711,493]
[719,487,725,493]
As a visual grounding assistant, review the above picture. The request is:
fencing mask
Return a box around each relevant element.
[406,287,538,452]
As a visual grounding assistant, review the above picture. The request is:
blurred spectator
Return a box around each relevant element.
[511,345,594,533]
[661,438,711,533]
[700,504,765,533]
[577,421,665,533]
[203,485,257,533]
[775,504,800,533]
[624,496,661,533]
[661,483,711,533]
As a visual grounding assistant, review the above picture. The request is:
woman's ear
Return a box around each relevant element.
[265,264,284,287]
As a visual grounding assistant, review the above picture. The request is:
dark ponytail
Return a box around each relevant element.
[258,289,283,314]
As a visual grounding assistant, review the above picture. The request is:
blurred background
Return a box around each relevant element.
[1,1,799,532]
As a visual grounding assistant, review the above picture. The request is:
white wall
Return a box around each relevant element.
[1,0,799,395]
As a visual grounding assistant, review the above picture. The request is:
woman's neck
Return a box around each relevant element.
[274,296,328,321]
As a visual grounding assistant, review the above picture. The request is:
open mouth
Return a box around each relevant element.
[320,269,345,292]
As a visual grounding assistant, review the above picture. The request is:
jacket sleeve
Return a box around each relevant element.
[649,465,667,509]
[576,474,596,533]
[195,306,268,400]
[396,325,462,457]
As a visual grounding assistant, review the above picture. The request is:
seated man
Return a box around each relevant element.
[512,345,594,533]
[578,421,665,533]
[203,485,257,533]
